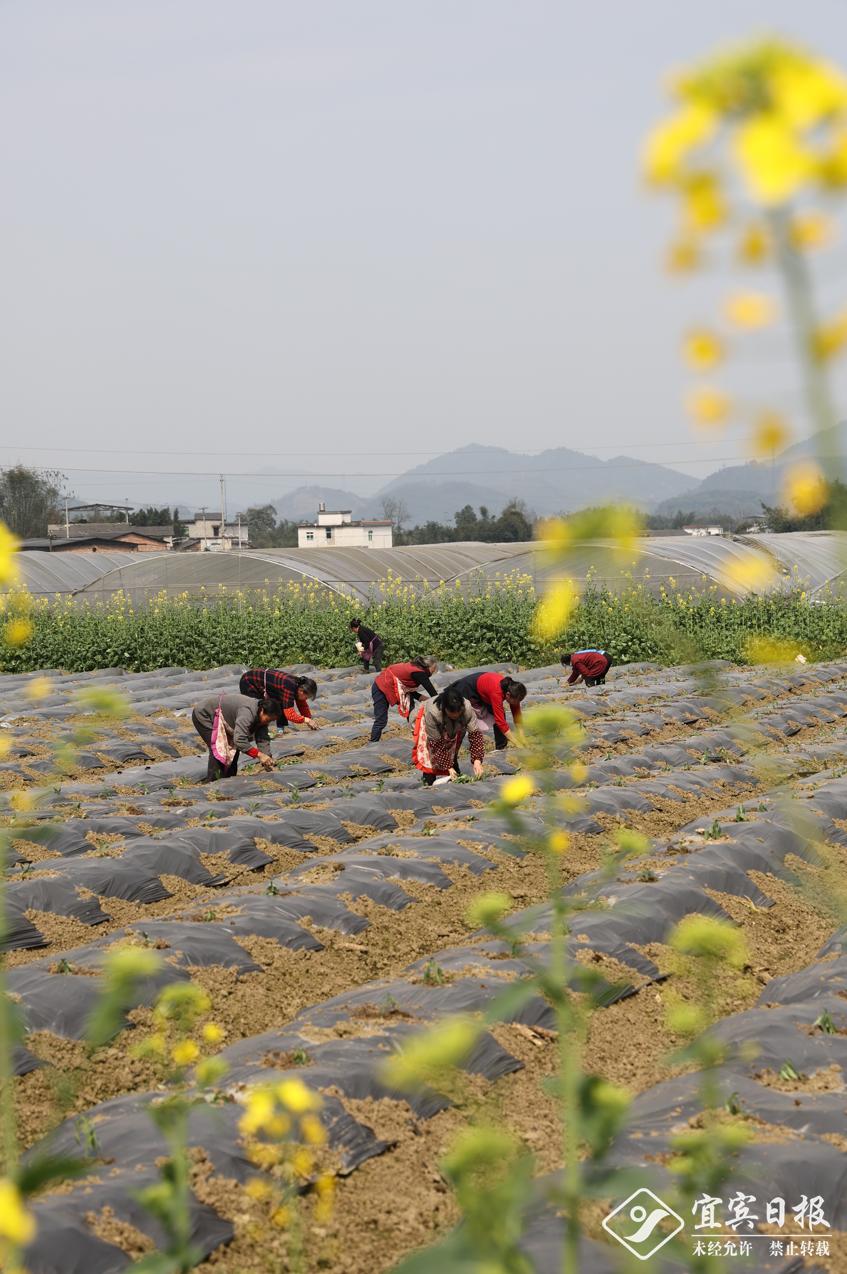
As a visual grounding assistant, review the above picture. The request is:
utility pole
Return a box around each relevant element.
[64,496,70,539]
[237,511,243,549]
[220,474,227,525]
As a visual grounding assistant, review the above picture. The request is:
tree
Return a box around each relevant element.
[0,466,64,538]
[246,505,298,548]
[493,500,534,542]
[131,506,187,537]
[761,480,847,532]
[381,497,410,531]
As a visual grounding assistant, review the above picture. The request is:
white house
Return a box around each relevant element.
[297,505,393,549]
[682,526,724,537]
[186,512,248,551]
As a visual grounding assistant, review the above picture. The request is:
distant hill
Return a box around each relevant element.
[272,443,698,526]
[273,486,369,522]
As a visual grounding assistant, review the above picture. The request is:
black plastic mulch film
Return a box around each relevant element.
[0,658,844,1270]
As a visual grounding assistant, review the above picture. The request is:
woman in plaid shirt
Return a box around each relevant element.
[239,669,319,731]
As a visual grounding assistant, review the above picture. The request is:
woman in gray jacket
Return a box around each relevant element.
[191,693,280,782]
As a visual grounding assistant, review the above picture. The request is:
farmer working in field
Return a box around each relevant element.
[445,671,526,750]
[239,669,319,732]
[412,684,485,785]
[370,656,439,742]
[192,693,280,782]
[561,648,612,687]
[350,618,384,672]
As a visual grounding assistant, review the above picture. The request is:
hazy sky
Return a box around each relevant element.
[2,1,847,510]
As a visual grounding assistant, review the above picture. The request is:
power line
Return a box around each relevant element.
[2,456,763,481]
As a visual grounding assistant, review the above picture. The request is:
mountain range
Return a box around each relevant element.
[272,444,701,524]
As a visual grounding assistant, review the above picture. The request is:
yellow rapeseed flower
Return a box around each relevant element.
[202,1022,225,1045]
[0,1178,35,1246]
[9,791,35,813]
[244,1177,273,1202]
[171,1039,199,1067]
[751,411,790,458]
[548,830,570,855]
[533,579,578,642]
[720,554,778,591]
[276,1078,321,1113]
[812,310,847,360]
[0,737,11,760]
[733,114,812,204]
[736,221,769,264]
[500,775,536,806]
[681,170,726,231]
[686,386,731,427]
[3,618,32,647]
[782,461,828,516]
[683,329,724,370]
[300,1113,327,1147]
[745,635,804,664]
[0,525,20,587]
[666,236,701,273]
[292,1147,314,1178]
[569,760,588,784]
[643,102,716,184]
[24,675,53,701]
[724,292,777,328]
[789,211,834,250]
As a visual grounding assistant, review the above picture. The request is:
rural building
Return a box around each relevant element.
[184,513,248,551]
[41,524,174,552]
[297,504,393,549]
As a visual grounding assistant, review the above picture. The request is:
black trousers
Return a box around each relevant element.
[362,639,384,673]
[192,709,239,782]
[493,725,509,750]
[370,684,389,742]
[584,658,613,687]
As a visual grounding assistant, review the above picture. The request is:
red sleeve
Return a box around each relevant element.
[567,668,580,685]
[283,705,307,724]
[468,730,485,762]
[479,673,509,735]
[246,746,260,758]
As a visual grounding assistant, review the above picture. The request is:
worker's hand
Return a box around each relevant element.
[305,719,319,731]
[472,759,484,779]
[257,752,275,770]
[448,767,458,779]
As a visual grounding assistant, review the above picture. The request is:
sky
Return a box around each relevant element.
[2,0,847,512]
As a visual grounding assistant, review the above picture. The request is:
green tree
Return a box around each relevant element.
[0,466,64,538]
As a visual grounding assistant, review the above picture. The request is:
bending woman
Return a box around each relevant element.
[446,671,526,749]
[239,669,319,731]
[370,657,438,743]
[412,685,485,785]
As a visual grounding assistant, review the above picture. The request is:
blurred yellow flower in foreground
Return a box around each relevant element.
[812,310,847,360]
[25,675,52,701]
[790,211,834,249]
[733,115,812,205]
[4,618,32,647]
[682,171,726,231]
[782,462,828,516]
[0,525,20,587]
[737,222,769,264]
[643,102,716,184]
[724,292,777,328]
[533,579,578,641]
[683,329,724,370]
[0,1178,35,1247]
[666,236,701,273]
[686,386,731,427]
[751,411,791,457]
[500,775,536,807]
[745,635,805,664]
[721,554,778,591]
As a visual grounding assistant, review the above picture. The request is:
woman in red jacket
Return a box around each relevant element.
[445,671,526,750]
[370,657,438,742]
[561,649,612,687]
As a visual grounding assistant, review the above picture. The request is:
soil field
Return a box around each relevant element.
[4,658,847,1272]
